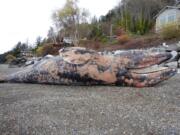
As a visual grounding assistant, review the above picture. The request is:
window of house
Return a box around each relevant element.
[159,16,166,25]
[168,14,176,23]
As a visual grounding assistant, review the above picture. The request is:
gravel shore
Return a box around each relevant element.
[0,64,180,135]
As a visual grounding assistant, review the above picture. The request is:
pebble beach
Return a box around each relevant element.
[0,64,180,135]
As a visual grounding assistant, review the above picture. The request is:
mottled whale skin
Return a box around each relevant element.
[1,47,177,87]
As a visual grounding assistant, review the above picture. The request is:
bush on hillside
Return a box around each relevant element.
[5,54,16,63]
[114,28,126,36]
[100,36,109,43]
[160,23,180,40]
[36,44,58,57]
[117,34,130,44]
[37,45,48,57]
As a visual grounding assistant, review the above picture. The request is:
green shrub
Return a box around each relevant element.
[160,23,180,40]
[110,40,119,45]
[5,54,16,63]
[89,25,103,39]
[36,44,59,57]
[100,36,108,43]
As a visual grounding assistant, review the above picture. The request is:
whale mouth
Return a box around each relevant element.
[121,50,178,87]
[130,65,172,74]
[124,65,177,87]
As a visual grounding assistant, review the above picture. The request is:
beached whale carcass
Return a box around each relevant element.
[0,47,177,87]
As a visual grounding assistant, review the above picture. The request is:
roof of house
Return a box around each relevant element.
[154,6,180,19]
[176,1,180,6]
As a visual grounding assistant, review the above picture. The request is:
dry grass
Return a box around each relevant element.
[160,23,180,40]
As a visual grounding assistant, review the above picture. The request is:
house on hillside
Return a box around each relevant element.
[155,1,180,32]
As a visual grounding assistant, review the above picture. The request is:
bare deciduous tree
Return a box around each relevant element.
[52,0,89,46]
